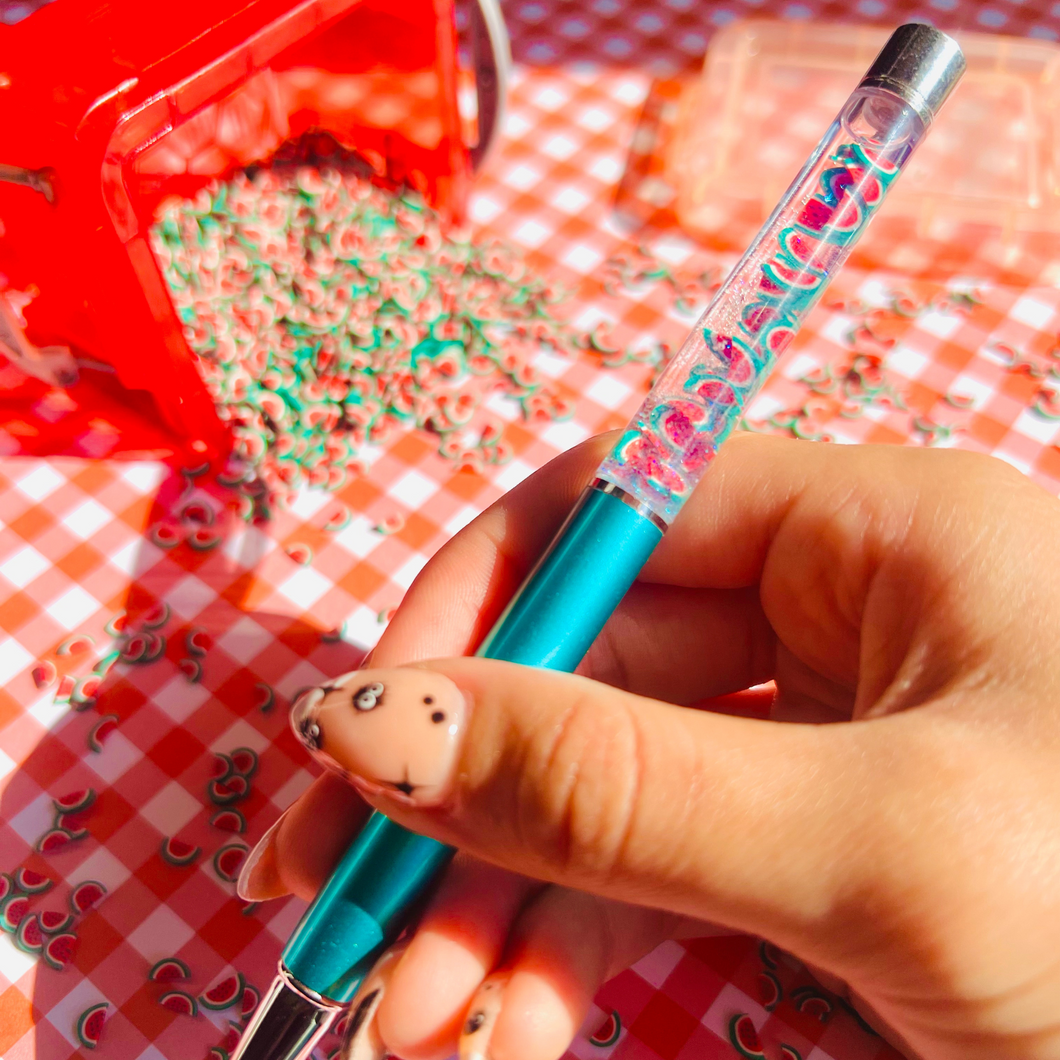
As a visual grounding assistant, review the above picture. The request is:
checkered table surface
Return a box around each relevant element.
[3,3,1060,1060]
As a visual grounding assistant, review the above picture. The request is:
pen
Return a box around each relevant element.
[233,23,965,1060]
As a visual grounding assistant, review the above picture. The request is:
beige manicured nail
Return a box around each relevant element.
[459,976,508,1060]
[338,942,407,1060]
[291,668,466,807]
[236,810,290,901]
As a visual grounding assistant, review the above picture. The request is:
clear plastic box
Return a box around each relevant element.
[669,21,1060,264]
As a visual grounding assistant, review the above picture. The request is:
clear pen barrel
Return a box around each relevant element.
[596,83,932,525]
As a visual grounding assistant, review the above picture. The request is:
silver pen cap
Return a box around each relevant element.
[859,23,966,125]
[232,965,342,1060]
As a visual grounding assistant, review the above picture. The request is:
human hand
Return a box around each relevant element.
[241,433,1060,1060]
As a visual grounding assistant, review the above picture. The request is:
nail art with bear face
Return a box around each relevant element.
[459,976,507,1060]
[291,668,466,807]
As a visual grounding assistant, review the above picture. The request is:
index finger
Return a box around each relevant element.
[370,434,613,667]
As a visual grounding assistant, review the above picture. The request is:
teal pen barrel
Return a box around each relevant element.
[477,482,665,668]
[279,484,663,1003]
[283,815,453,1002]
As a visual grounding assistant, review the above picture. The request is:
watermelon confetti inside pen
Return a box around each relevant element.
[232,26,965,1060]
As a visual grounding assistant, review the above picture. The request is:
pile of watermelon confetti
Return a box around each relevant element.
[149,166,587,497]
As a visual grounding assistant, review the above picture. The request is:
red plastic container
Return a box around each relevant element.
[0,0,471,458]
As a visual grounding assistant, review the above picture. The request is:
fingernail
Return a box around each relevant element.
[236,810,290,901]
[290,667,466,807]
[459,976,508,1060]
[338,942,407,1060]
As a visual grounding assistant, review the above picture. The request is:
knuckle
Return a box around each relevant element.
[516,690,644,886]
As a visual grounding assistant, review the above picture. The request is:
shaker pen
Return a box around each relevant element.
[233,24,965,1060]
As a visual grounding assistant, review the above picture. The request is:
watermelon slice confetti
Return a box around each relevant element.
[32,660,56,689]
[780,1047,804,1060]
[210,808,247,834]
[794,990,833,1022]
[150,524,182,549]
[76,1003,108,1049]
[252,682,274,713]
[55,810,91,839]
[93,649,121,677]
[142,602,171,629]
[53,789,96,815]
[229,747,258,779]
[188,528,222,551]
[15,913,43,954]
[588,1010,621,1048]
[53,673,76,704]
[57,634,94,656]
[70,880,107,914]
[160,990,199,1016]
[728,1014,766,1059]
[104,610,128,638]
[200,971,245,1011]
[321,622,347,643]
[149,957,192,982]
[185,628,210,656]
[179,657,203,682]
[143,634,167,662]
[71,675,102,710]
[212,752,235,780]
[88,714,120,752]
[240,984,260,1019]
[221,1020,243,1052]
[0,873,12,902]
[120,634,150,663]
[284,542,313,565]
[758,970,781,1011]
[37,827,76,854]
[209,1049,229,1060]
[39,909,75,934]
[213,844,249,883]
[161,838,201,866]
[0,894,29,932]
[14,867,54,894]
[43,931,78,970]
[208,775,249,805]
[180,500,216,525]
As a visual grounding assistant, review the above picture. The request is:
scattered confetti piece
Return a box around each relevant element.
[88,714,120,752]
[179,657,203,682]
[149,957,192,983]
[43,930,78,969]
[160,838,201,867]
[185,628,211,656]
[69,880,107,914]
[142,602,171,629]
[15,866,54,893]
[76,1003,109,1049]
[56,634,94,656]
[200,971,246,1011]
[285,542,313,565]
[213,844,249,883]
[32,661,56,688]
[36,828,77,854]
[252,682,275,713]
[229,748,258,779]
[159,990,199,1016]
[210,808,247,834]
[375,512,405,535]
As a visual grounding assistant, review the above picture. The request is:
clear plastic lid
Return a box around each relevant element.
[669,21,1060,267]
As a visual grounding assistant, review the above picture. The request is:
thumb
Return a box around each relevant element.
[291,657,879,953]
